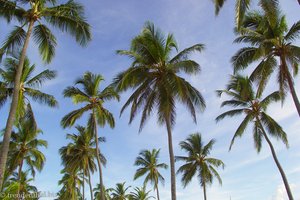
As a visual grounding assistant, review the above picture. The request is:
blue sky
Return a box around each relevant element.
[1,0,300,199]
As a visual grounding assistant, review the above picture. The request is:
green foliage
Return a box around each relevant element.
[176,133,224,188]
[216,75,288,152]
[0,0,91,63]
[134,149,167,190]
[61,72,119,129]
[113,21,205,131]
[0,53,58,121]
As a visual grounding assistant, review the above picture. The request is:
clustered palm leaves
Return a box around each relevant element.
[232,4,300,117]
[0,53,58,122]
[110,182,131,200]
[129,186,154,200]
[176,133,224,200]
[212,0,300,29]
[133,149,167,200]
[216,75,293,199]
[0,0,91,188]
[56,169,83,200]
[113,21,206,200]
[2,171,38,200]
[59,125,106,200]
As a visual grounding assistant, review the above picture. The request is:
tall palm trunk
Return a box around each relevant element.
[203,183,207,200]
[17,161,24,200]
[155,182,160,200]
[92,112,105,200]
[88,170,94,200]
[281,56,300,117]
[165,119,176,200]
[258,120,294,200]
[0,20,35,190]
[82,169,85,200]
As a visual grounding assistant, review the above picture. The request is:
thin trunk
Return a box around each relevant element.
[88,170,94,200]
[92,112,105,200]
[203,183,207,200]
[83,170,85,200]
[281,56,300,117]
[258,120,294,200]
[0,20,35,190]
[165,119,176,200]
[17,161,23,200]
[155,181,160,200]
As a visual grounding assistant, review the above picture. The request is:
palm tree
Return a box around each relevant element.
[61,72,119,200]
[0,53,58,122]
[129,186,154,200]
[133,149,167,200]
[232,6,300,117]
[57,169,83,200]
[94,184,112,200]
[59,125,106,200]
[110,182,131,200]
[112,22,205,200]
[5,111,47,180]
[216,75,294,200]
[2,171,38,200]
[176,133,224,200]
[212,0,299,29]
[0,0,91,188]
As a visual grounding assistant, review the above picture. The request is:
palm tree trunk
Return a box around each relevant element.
[155,182,160,200]
[17,161,23,200]
[92,112,105,200]
[83,170,85,200]
[286,71,300,117]
[203,183,207,200]
[0,20,35,190]
[165,119,176,200]
[88,170,94,200]
[258,120,294,200]
[281,56,300,117]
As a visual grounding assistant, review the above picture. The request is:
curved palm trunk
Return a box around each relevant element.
[281,56,300,117]
[88,170,94,200]
[165,119,176,200]
[203,183,207,200]
[258,121,294,200]
[155,182,160,200]
[92,112,105,200]
[0,20,35,190]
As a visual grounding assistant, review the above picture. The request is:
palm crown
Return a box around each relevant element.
[113,21,205,131]
[216,75,288,151]
[129,186,154,200]
[176,133,224,188]
[0,0,91,63]
[61,72,119,129]
[0,53,58,120]
[232,5,300,116]
[110,182,131,200]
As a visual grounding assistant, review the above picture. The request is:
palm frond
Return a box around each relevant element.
[285,20,300,41]
[43,0,91,46]
[32,24,57,63]
[0,25,26,61]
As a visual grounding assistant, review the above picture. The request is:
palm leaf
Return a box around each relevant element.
[32,24,57,63]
